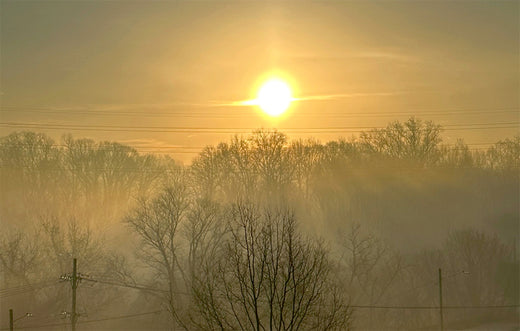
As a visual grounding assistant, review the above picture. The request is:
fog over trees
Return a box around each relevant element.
[1,118,518,330]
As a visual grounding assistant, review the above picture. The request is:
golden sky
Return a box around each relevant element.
[1,1,518,163]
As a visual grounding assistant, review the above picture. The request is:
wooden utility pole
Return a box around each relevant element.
[72,258,77,331]
[9,309,13,331]
[438,268,444,331]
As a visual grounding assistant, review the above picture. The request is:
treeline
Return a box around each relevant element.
[1,118,518,330]
[0,133,176,228]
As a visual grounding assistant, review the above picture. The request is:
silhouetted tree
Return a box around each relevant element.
[0,231,41,288]
[288,138,323,197]
[486,136,520,172]
[249,130,294,194]
[438,139,474,168]
[333,223,405,329]
[124,174,192,326]
[0,132,63,225]
[408,229,519,328]
[360,117,443,165]
[191,203,351,330]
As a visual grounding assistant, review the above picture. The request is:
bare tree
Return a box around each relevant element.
[0,231,41,288]
[360,117,443,165]
[407,229,519,328]
[183,198,227,286]
[40,217,106,274]
[191,146,224,200]
[191,130,297,203]
[0,132,63,226]
[1,217,129,327]
[443,230,517,307]
[438,139,474,168]
[336,223,403,329]
[124,176,191,326]
[191,203,351,330]
[288,138,323,198]
[249,130,294,195]
[63,135,170,221]
[340,223,402,304]
[486,136,520,172]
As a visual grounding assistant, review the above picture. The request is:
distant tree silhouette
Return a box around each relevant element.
[337,223,403,329]
[360,117,443,165]
[192,130,295,202]
[1,123,519,330]
[408,229,519,327]
[486,136,520,172]
[438,139,474,168]
[124,174,191,325]
[0,216,128,327]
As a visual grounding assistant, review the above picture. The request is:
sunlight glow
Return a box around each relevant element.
[256,79,293,117]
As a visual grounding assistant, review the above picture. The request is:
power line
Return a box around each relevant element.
[0,280,59,293]
[1,121,518,129]
[0,310,165,330]
[4,271,519,329]
[1,303,516,330]
[0,142,499,147]
[350,304,520,310]
[72,310,164,325]
[0,142,500,156]
[83,276,520,309]
[0,281,61,299]
[0,164,510,174]
[83,276,194,297]
[81,278,172,294]
[0,142,501,149]
[83,276,520,310]
[0,143,205,150]
[1,106,517,118]
[0,166,179,173]
[0,122,518,134]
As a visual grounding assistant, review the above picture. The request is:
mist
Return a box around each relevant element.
[1,118,518,330]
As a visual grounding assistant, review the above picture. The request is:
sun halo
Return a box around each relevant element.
[255,79,293,117]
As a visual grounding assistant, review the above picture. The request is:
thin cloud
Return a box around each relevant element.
[285,50,423,64]
[348,51,422,63]
[215,91,407,107]
[118,138,171,148]
[295,91,407,101]
[1,90,408,112]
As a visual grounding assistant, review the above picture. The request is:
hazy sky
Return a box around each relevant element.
[1,0,518,162]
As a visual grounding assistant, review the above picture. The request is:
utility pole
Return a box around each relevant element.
[60,258,82,330]
[438,268,444,331]
[9,309,13,331]
[72,258,77,331]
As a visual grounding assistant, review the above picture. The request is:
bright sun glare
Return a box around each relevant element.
[256,79,293,117]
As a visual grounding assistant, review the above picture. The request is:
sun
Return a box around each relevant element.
[256,79,293,117]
